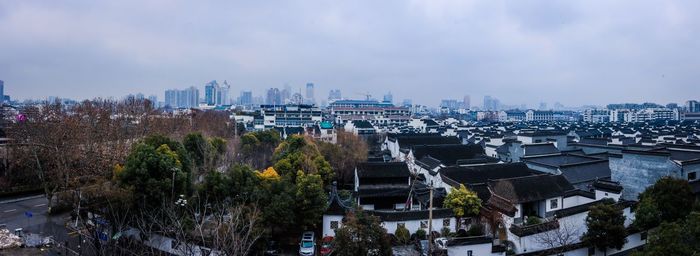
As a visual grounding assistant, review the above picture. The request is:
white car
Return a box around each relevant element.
[299,231,316,256]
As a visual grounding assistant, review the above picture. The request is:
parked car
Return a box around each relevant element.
[299,231,316,256]
[264,240,280,256]
[319,236,333,256]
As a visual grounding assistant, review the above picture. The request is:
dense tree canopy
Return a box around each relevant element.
[273,135,334,185]
[444,184,482,230]
[118,142,189,209]
[334,209,393,256]
[582,200,627,255]
[633,176,694,230]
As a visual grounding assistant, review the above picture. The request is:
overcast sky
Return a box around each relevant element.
[1,0,699,107]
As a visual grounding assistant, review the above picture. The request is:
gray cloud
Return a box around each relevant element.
[0,0,698,107]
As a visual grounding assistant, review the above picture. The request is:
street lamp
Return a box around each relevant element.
[171,167,180,202]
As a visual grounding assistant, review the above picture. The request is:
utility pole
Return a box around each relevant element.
[428,181,434,255]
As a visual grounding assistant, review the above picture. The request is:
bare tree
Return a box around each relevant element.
[533,219,582,254]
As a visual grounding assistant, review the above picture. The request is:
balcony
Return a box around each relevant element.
[509,217,559,237]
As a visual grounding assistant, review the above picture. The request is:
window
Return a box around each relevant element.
[443,219,450,227]
[421,221,428,229]
[467,250,473,256]
[331,221,339,230]
[689,172,697,180]
[398,223,406,229]
[550,199,559,209]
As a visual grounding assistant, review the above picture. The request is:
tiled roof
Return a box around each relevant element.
[489,174,574,204]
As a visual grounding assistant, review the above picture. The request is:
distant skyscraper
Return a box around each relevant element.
[266,88,282,105]
[687,100,700,112]
[328,89,342,101]
[482,96,501,110]
[402,99,413,107]
[463,95,470,109]
[383,92,393,104]
[305,83,315,104]
[204,80,219,105]
[165,89,178,107]
[0,80,4,103]
[240,91,253,106]
[217,80,231,105]
[165,87,199,108]
[282,84,291,104]
[539,102,548,110]
[148,95,158,106]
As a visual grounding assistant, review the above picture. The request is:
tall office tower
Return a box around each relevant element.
[483,96,492,110]
[383,92,393,104]
[305,83,315,104]
[266,88,281,105]
[0,80,4,103]
[328,89,342,101]
[186,86,200,108]
[204,80,219,105]
[687,100,700,112]
[165,89,178,108]
[282,84,291,104]
[463,95,470,109]
[240,91,253,106]
[217,80,231,105]
[148,95,158,107]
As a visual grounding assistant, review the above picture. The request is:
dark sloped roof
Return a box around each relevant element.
[446,236,493,247]
[522,143,560,156]
[366,208,453,222]
[593,179,623,193]
[411,144,485,166]
[358,184,410,198]
[416,155,442,172]
[522,153,602,167]
[489,174,575,203]
[440,163,540,186]
[397,136,461,149]
[559,161,611,185]
[356,162,410,178]
[352,120,375,129]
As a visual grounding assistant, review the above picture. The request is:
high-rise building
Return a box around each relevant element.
[240,91,253,106]
[204,80,219,105]
[328,89,342,101]
[165,87,199,108]
[305,83,315,104]
[217,80,231,105]
[383,92,393,104]
[266,88,282,105]
[483,95,500,110]
[463,95,470,109]
[539,102,548,110]
[687,100,700,113]
[282,84,291,104]
[0,80,4,103]
[165,89,178,108]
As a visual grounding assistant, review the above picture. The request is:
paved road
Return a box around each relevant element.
[0,196,78,254]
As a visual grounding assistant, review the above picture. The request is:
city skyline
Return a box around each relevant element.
[2,1,700,106]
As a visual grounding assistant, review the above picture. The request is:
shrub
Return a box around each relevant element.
[466,223,484,236]
[395,225,410,245]
[415,229,427,240]
[441,227,451,237]
[525,216,542,226]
